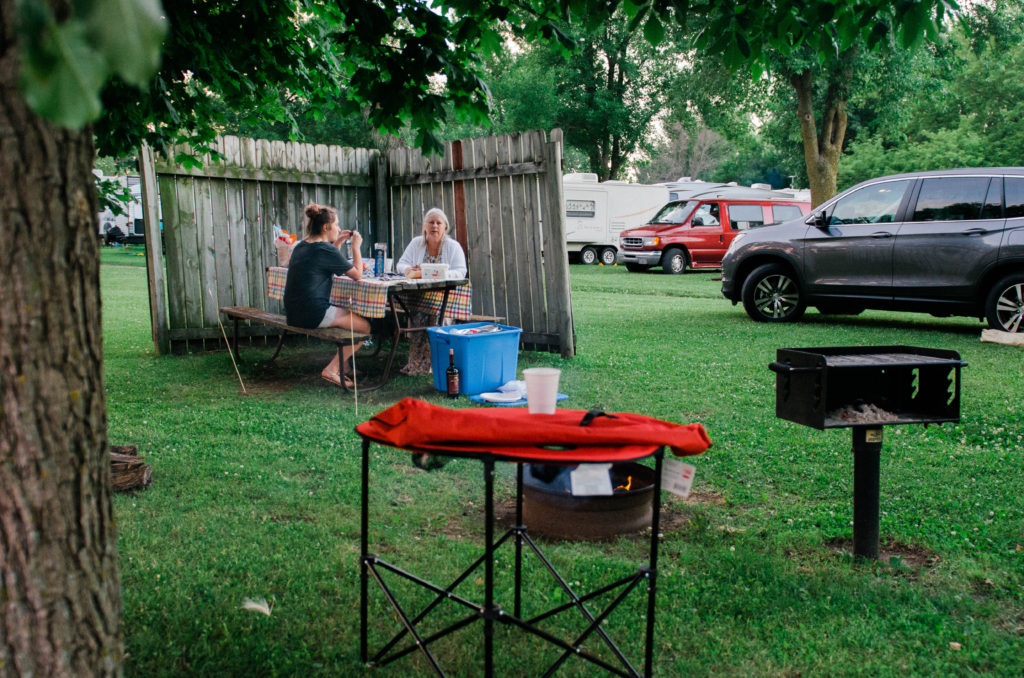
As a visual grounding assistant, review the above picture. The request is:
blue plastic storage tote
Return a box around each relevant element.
[426,323,522,395]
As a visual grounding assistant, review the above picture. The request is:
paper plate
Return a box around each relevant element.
[479,391,523,403]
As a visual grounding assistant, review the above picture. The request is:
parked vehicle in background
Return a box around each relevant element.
[720,168,1024,332]
[616,186,811,273]
[97,173,147,244]
[563,173,669,265]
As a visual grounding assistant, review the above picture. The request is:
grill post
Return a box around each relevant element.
[851,427,882,559]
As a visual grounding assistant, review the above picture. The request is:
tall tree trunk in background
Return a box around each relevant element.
[790,65,851,207]
[0,1,122,674]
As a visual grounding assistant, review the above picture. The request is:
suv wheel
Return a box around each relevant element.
[580,246,597,265]
[599,247,617,265]
[625,263,650,273]
[661,248,688,274]
[986,274,1024,332]
[741,263,806,322]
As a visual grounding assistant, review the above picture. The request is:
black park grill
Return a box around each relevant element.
[769,346,966,559]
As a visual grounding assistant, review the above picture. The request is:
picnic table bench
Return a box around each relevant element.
[219,306,375,392]
[220,267,472,393]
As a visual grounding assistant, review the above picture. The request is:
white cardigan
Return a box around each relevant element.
[396,236,468,279]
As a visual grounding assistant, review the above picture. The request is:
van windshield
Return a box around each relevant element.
[650,201,698,224]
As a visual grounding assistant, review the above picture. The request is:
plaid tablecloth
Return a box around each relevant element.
[266,266,471,320]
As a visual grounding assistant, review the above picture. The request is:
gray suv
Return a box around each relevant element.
[721,168,1024,332]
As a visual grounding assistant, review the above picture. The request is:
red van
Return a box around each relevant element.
[616,186,811,273]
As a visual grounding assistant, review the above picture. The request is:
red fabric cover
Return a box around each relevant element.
[356,398,711,461]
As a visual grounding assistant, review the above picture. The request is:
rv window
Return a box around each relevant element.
[566,199,596,218]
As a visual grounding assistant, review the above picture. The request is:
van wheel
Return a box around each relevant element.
[625,263,650,272]
[985,274,1024,332]
[661,248,688,274]
[599,247,617,265]
[580,246,598,265]
[741,263,806,322]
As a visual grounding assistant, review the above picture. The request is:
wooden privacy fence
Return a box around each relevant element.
[385,129,573,353]
[138,130,575,358]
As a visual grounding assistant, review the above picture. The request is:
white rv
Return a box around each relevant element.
[563,173,669,264]
[96,173,146,243]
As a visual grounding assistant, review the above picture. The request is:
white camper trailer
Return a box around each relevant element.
[96,173,147,244]
[563,173,669,264]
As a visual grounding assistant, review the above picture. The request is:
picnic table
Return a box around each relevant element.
[265,266,473,321]
[258,266,472,392]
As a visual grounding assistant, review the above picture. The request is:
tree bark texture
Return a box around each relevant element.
[0,1,123,675]
[790,68,849,207]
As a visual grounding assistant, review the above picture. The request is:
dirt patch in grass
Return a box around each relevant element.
[679,489,726,505]
[435,494,718,543]
[823,537,940,569]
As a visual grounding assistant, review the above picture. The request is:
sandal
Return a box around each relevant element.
[321,371,354,389]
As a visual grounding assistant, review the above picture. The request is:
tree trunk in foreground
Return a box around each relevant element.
[0,1,123,675]
[790,67,850,208]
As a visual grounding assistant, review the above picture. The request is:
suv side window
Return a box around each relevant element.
[981,178,1002,219]
[691,203,720,227]
[727,204,765,230]
[1006,178,1024,218]
[912,177,993,221]
[827,180,912,225]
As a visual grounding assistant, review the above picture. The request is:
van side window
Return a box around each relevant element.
[727,204,765,230]
[1006,178,1024,218]
[912,177,990,221]
[771,204,804,223]
[691,203,720,227]
[827,179,911,225]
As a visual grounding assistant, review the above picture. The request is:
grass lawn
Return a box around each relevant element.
[100,244,149,267]
[104,262,1023,676]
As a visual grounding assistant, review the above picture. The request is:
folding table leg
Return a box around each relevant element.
[644,448,665,678]
[483,457,495,678]
[514,463,524,619]
[360,438,370,664]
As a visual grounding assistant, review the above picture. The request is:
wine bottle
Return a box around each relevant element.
[446,348,460,398]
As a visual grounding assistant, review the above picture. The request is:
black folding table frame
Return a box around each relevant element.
[358,435,667,677]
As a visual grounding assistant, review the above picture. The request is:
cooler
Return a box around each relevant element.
[426,323,522,395]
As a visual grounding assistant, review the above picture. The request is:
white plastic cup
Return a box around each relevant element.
[523,367,561,414]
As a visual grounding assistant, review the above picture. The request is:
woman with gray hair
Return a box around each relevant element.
[396,208,468,375]
[396,207,467,279]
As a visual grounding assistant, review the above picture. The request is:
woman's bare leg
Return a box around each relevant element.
[321,309,371,386]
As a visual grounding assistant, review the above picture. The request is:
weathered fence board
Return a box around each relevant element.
[142,135,379,353]
[385,129,574,355]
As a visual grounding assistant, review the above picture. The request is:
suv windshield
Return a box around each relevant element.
[650,201,697,224]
